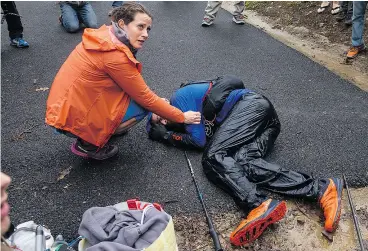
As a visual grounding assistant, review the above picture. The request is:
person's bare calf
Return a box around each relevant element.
[114,118,138,135]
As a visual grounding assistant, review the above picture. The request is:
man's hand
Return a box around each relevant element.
[149,123,168,141]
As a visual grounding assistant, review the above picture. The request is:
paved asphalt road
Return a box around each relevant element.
[1,1,367,240]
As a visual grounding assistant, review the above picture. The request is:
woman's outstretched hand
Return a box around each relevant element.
[183,111,201,124]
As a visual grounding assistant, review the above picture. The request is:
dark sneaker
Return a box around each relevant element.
[232,14,246,25]
[71,139,118,160]
[347,44,366,59]
[201,17,214,27]
[230,199,287,246]
[318,178,343,232]
[10,38,29,48]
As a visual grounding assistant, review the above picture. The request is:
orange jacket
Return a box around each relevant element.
[45,25,184,147]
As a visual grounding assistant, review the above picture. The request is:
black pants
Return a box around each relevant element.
[1,1,23,39]
[202,92,321,211]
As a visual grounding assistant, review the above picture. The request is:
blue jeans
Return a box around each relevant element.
[351,1,367,47]
[60,2,97,33]
[112,1,123,8]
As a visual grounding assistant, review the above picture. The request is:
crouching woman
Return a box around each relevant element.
[45,3,200,160]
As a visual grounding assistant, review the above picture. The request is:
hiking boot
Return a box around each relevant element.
[201,17,214,27]
[346,44,366,59]
[71,139,118,160]
[10,38,29,48]
[232,14,246,25]
[230,199,287,246]
[318,178,343,232]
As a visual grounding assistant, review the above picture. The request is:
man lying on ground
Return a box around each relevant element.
[146,75,343,246]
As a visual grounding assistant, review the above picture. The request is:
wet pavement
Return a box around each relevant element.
[1,1,367,239]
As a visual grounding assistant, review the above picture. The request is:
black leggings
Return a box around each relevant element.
[1,1,23,39]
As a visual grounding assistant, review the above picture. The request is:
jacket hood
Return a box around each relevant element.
[82,25,125,52]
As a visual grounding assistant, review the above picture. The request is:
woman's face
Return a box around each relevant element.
[1,172,11,235]
[119,13,152,49]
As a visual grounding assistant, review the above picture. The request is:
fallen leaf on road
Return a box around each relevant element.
[57,166,72,181]
[35,87,49,91]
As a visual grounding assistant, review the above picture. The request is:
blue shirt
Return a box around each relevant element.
[169,83,251,148]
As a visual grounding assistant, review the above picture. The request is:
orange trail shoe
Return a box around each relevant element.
[346,44,366,59]
[230,199,287,246]
[318,178,343,232]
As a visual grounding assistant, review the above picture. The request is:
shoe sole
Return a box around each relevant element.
[326,178,343,232]
[10,43,29,48]
[201,23,213,27]
[71,142,89,158]
[232,17,245,25]
[70,142,118,160]
[230,201,287,246]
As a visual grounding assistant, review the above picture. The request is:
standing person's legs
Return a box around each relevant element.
[59,2,80,33]
[78,2,98,28]
[112,1,123,8]
[344,1,353,25]
[1,1,29,47]
[109,1,124,16]
[318,1,330,13]
[1,1,22,39]
[202,1,222,26]
[232,1,246,24]
[337,1,353,25]
[331,1,341,14]
[351,1,367,47]
[336,1,347,21]
[204,1,222,20]
[347,1,367,58]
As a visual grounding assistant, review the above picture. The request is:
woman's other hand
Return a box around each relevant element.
[184,111,201,124]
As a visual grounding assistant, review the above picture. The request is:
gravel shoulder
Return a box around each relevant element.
[175,188,368,251]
